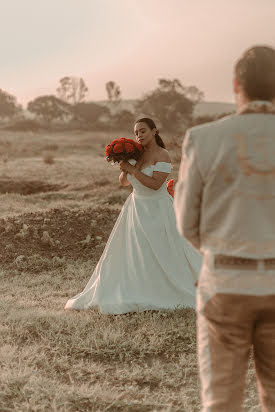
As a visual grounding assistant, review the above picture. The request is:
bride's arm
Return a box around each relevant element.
[120,161,168,190]
[119,171,130,186]
[132,169,169,190]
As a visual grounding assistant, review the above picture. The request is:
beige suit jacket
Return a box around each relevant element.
[174,103,275,258]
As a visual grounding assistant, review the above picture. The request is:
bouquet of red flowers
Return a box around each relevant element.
[105,137,143,163]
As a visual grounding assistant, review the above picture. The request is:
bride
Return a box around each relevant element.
[65,118,202,314]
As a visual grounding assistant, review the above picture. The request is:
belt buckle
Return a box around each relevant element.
[265,258,275,270]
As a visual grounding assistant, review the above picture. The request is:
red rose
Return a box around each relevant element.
[111,139,120,145]
[113,143,124,153]
[125,142,135,153]
[119,137,127,141]
[105,144,112,157]
[167,179,174,198]
[135,142,143,151]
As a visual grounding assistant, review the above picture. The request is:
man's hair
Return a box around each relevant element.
[235,46,275,101]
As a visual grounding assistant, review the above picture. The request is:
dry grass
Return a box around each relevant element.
[0,130,260,411]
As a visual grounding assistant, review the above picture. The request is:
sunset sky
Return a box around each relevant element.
[1,0,275,107]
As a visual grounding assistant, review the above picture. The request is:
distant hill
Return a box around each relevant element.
[193,101,236,117]
[95,99,236,118]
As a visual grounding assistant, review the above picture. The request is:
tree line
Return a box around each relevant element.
[0,76,228,133]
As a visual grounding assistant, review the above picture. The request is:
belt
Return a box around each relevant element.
[214,254,275,270]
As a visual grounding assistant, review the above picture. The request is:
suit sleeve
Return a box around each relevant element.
[174,130,203,250]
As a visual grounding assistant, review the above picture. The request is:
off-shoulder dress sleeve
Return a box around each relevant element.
[153,162,172,173]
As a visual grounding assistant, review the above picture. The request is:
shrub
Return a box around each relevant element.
[43,153,55,165]
[5,119,43,131]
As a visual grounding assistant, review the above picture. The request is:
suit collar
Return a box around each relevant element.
[238,100,275,115]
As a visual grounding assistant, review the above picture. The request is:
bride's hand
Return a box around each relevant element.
[120,161,136,174]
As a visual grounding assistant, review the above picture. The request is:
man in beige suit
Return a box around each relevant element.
[174,45,275,412]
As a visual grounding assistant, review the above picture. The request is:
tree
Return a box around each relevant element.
[74,102,111,128]
[0,89,21,118]
[105,81,121,102]
[57,76,88,105]
[157,78,184,94]
[112,110,135,130]
[136,78,201,132]
[184,85,205,105]
[27,95,72,123]
[156,80,204,104]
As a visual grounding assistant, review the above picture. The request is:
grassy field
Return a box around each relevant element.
[0,130,260,411]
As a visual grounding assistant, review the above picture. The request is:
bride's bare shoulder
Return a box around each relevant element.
[155,148,171,163]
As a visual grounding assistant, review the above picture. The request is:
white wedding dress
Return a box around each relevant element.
[65,162,202,314]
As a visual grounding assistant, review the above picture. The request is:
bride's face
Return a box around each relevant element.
[134,122,156,146]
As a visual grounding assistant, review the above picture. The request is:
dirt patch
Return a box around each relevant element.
[0,207,119,272]
[0,178,64,195]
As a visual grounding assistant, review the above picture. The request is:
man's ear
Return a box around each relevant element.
[233,77,239,94]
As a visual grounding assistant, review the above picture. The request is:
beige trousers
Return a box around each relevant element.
[197,256,275,412]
